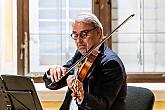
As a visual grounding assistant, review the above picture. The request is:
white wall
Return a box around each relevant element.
[0,0,17,75]
[0,0,6,73]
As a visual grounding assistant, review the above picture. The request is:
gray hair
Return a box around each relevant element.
[73,12,104,37]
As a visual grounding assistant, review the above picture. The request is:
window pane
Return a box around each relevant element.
[112,0,165,72]
[29,0,92,72]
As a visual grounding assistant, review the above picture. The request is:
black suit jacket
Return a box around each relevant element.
[43,44,127,110]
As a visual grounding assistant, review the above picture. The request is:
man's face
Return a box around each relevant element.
[72,21,101,55]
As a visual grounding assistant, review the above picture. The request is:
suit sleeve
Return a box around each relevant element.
[42,59,74,90]
[43,50,81,90]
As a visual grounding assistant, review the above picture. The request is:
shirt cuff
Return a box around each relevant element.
[77,97,84,105]
[45,70,51,79]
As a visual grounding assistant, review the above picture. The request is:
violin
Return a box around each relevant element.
[77,49,106,83]
[48,14,135,87]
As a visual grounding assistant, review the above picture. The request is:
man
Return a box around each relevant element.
[43,12,127,110]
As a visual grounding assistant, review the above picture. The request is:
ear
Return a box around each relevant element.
[97,28,102,38]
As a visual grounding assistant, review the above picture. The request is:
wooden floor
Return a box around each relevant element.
[41,101,62,110]
[41,101,165,110]
[153,101,165,110]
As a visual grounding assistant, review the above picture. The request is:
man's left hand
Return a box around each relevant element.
[67,75,84,103]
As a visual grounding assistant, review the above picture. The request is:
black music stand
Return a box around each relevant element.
[0,75,43,110]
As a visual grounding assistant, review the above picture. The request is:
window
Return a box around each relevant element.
[29,0,92,72]
[112,0,165,73]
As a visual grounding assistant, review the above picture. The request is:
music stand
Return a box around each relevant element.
[0,75,43,110]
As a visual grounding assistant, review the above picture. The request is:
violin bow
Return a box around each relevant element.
[48,14,135,87]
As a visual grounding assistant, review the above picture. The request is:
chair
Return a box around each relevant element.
[126,86,155,110]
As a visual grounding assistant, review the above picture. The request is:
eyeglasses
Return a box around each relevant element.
[70,27,97,40]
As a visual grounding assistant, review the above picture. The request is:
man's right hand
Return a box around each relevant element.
[49,65,67,82]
